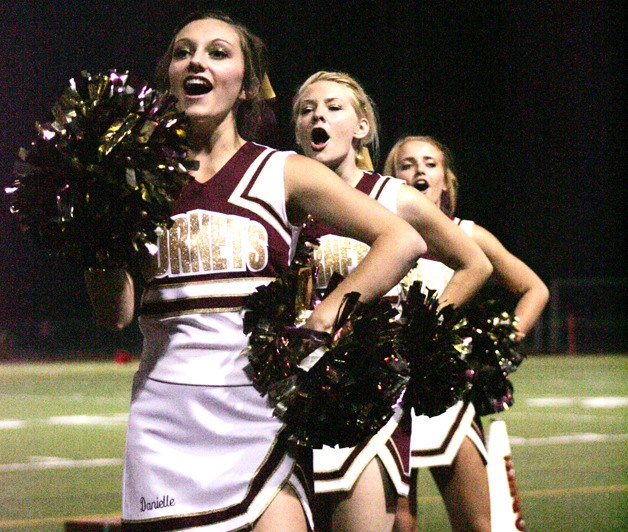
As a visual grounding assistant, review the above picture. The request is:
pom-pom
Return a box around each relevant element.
[243,227,409,448]
[462,299,524,415]
[398,281,472,418]
[273,294,409,448]
[243,219,320,394]
[5,69,195,269]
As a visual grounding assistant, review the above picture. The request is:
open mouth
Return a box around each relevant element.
[414,179,429,191]
[310,127,330,150]
[183,77,212,96]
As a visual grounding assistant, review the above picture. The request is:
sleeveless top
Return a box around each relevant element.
[309,172,404,301]
[401,218,475,295]
[137,142,300,385]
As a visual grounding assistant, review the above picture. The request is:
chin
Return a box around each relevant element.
[309,151,328,163]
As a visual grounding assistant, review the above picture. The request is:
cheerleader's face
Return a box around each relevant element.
[394,140,447,207]
[294,80,368,170]
[168,18,246,124]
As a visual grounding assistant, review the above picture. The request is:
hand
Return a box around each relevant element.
[513,327,527,343]
[303,304,335,334]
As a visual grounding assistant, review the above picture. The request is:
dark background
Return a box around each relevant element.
[0,1,624,354]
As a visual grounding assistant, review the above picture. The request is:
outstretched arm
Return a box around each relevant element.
[284,154,426,332]
[472,224,550,340]
[396,184,493,308]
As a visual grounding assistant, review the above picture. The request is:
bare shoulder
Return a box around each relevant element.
[470,223,507,253]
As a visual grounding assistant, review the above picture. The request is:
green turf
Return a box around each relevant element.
[0,355,626,531]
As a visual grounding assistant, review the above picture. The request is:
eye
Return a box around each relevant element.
[172,46,192,59]
[209,47,228,59]
[328,104,342,111]
[299,105,313,115]
[399,163,413,171]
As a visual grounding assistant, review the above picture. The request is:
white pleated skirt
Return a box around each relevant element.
[409,400,488,469]
[313,408,409,497]
[121,373,313,531]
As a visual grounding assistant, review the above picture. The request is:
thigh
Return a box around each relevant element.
[329,458,397,532]
[253,484,308,532]
[431,437,491,532]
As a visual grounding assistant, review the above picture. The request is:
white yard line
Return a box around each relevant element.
[525,396,628,408]
[509,432,628,446]
[0,456,123,472]
[0,413,128,429]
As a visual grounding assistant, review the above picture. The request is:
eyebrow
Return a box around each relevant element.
[174,37,235,47]
[400,155,436,163]
[300,97,345,106]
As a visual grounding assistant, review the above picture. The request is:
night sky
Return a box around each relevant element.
[0,1,625,324]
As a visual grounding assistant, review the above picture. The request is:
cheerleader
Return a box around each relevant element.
[84,11,426,531]
[384,135,549,531]
[292,71,492,531]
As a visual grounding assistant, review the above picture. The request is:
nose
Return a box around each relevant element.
[187,51,206,72]
[311,105,326,123]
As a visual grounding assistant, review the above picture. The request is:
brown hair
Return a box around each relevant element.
[383,135,460,217]
[292,71,380,168]
[154,10,270,140]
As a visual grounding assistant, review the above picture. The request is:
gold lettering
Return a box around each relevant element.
[339,242,350,277]
[199,212,212,271]
[211,214,228,270]
[312,247,327,289]
[322,237,337,288]
[227,217,244,270]
[313,235,369,289]
[155,211,272,276]
[187,211,201,273]
[168,217,190,274]
[247,221,267,271]
[154,233,168,276]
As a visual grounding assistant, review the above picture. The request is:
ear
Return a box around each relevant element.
[240,77,260,102]
[354,117,369,140]
[238,84,248,102]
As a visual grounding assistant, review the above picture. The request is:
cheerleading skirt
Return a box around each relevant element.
[313,408,409,497]
[121,373,313,531]
[405,400,488,469]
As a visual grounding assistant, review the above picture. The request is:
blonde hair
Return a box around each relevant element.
[383,135,459,217]
[292,71,380,169]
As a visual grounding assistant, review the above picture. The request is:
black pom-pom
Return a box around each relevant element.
[243,219,320,395]
[462,299,523,415]
[243,227,409,448]
[398,281,472,418]
[274,295,409,448]
[6,70,194,269]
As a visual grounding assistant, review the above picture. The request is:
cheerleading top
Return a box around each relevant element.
[401,218,475,295]
[309,171,404,297]
[137,142,300,386]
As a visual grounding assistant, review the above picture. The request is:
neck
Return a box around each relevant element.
[187,115,246,183]
[332,155,365,188]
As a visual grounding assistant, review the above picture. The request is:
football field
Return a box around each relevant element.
[1,354,626,531]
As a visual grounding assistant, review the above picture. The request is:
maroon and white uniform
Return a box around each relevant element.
[310,172,410,497]
[397,218,488,470]
[122,143,313,531]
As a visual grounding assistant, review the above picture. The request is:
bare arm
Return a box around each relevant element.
[472,224,550,339]
[84,268,136,330]
[284,154,426,332]
[396,184,493,308]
